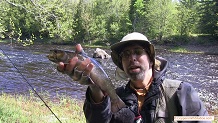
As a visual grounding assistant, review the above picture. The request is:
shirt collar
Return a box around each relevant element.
[130,78,153,96]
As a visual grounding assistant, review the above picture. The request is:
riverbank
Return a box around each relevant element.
[0,93,85,123]
[154,44,218,55]
[1,39,218,55]
[0,93,217,123]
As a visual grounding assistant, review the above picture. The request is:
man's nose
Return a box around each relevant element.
[129,54,137,61]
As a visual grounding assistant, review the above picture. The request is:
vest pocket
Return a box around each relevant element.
[156,110,178,123]
[157,110,168,118]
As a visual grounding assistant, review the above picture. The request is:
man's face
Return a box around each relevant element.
[121,44,152,82]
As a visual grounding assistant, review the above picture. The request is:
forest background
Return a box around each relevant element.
[0,0,217,122]
[0,0,217,46]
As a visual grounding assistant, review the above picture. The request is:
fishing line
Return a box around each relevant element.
[0,47,62,123]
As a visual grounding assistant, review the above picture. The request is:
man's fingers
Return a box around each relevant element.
[56,50,94,85]
[57,62,65,73]
[82,63,94,76]
[65,57,79,75]
[71,58,92,81]
[77,58,91,71]
[77,58,94,76]
[75,44,83,53]
[78,63,94,85]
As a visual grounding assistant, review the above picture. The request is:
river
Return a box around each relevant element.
[0,43,217,112]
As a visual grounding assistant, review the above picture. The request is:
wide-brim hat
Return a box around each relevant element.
[111,32,155,70]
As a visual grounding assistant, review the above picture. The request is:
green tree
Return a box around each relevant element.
[129,0,147,32]
[1,0,216,45]
[176,0,199,36]
[35,0,78,41]
[198,0,218,36]
[0,0,38,45]
[105,0,131,44]
[144,0,177,40]
[73,0,87,43]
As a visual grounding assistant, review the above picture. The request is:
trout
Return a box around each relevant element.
[47,49,126,113]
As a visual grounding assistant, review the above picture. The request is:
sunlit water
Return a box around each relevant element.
[0,43,217,111]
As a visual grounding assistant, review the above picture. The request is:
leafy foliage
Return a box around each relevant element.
[176,0,200,36]
[0,0,217,45]
[198,0,218,36]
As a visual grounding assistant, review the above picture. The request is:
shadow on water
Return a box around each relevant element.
[0,43,218,111]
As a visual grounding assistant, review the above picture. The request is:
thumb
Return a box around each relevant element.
[75,44,83,53]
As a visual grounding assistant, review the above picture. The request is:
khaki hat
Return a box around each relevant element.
[111,32,155,70]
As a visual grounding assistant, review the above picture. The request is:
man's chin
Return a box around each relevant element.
[128,70,145,80]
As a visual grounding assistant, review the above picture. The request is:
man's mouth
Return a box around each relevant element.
[128,65,141,73]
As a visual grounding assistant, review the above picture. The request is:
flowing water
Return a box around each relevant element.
[0,43,218,111]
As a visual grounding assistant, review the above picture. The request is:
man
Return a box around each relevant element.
[57,32,210,123]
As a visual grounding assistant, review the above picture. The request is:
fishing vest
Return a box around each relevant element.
[154,79,182,123]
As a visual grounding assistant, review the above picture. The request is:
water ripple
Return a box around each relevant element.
[0,44,217,112]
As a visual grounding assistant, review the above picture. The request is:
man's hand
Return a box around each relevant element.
[111,108,135,123]
[56,44,105,103]
[57,44,94,85]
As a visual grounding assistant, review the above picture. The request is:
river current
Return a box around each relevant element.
[0,43,217,112]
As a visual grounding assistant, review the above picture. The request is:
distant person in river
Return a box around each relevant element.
[56,32,210,123]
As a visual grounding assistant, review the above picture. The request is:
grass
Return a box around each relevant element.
[83,43,109,49]
[0,93,86,123]
[0,92,217,122]
[169,46,204,54]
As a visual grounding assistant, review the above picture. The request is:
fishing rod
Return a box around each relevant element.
[0,46,62,123]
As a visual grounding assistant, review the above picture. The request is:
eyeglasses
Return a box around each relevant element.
[120,48,147,59]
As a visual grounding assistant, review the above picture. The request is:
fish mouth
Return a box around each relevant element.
[47,55,56,62]
[47,55,53,60]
